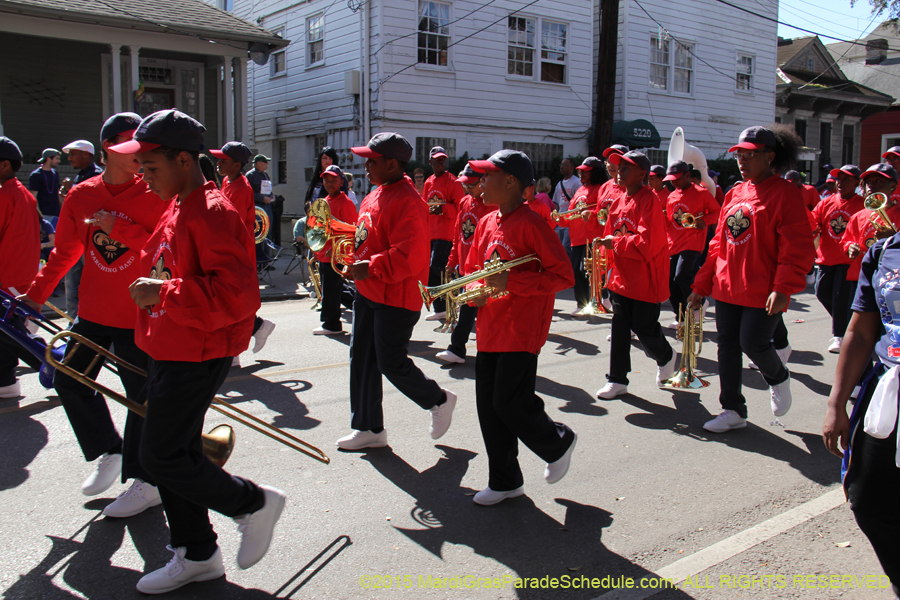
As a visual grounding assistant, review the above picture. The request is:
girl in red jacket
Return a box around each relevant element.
[689,125,815,433]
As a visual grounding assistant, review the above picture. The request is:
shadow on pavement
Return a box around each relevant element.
[536,375,609,417]
[218,376,321,433]
[0,412,48,491]
[546,333,601,357]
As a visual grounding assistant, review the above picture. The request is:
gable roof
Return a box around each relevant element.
[779,36,845,80]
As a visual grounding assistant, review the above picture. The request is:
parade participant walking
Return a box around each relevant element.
[560,156,604,314]
[422,146,464,321]
[648,165,669,212]
[551,158,581,253]
[29,148,61,216]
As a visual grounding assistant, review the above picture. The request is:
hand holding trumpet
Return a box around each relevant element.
[85,209,116,234]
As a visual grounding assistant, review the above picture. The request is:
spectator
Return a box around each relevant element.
[246,154,274,242]
[535,177,553,211]
[61,140,103,194]
[39,217,55,262]
[346,172,359,208]
[552,158,581,254]
[29,148,61,216]
[413,168,426,197]
[304,146,345,211]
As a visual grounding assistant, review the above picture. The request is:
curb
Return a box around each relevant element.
[260,290,312,302]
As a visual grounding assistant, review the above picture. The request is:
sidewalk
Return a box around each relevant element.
[259,252,315,302]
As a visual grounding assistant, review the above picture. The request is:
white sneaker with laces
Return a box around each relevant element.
[776,344,792,365]
[544,432,577,484]
[102,479,162,518]
[770,371,792,417]
[656,352,678,387]
[313,326,343,336]
[436,349,465,364]
[430,390,457,439]
[252,319,276,353]
[231,356,241,368]
[0,381,21,398]
[828,337,843,354]
[82,452,122,496]
[336,429,388,450]
[703,410,747,433]
[596,382,627,399]
[234,485,286,569]
[473,485,525,506]
[606,332,637,342]
[425,311,446,321]
[136,546,224,594]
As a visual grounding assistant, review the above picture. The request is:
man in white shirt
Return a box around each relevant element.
[552,157,581,255]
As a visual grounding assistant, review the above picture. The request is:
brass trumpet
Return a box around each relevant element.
[662,305,709,389]
[434,271,458,333]
[46,331,331,465]
[864,192,897,234]
[419,254,542,308]
[681,212,705,229]
[577,237,610,316]
[309,256,323,311]
[597,207,609,226]
[306,198,358,274]
[551,200,587,223]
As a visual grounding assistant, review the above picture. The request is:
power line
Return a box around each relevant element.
[799,10,881,89]
[373,0,501,56]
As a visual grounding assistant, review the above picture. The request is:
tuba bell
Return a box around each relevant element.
[668,127,716,199]
[305,198,358,274]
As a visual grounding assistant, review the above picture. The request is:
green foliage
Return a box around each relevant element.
[708,156,741,188]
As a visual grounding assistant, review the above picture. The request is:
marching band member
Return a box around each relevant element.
[663,159,720,326]
[843,164,900,287]
[595,151,675,400]
[812,164,865,354]
[436,164,496,364]
[465,150,576,505]
[881,146,900,203]
[524,179,555,230]
[561,156,604,314]
[310,165,358,336]
[422,146,464,322]
[688,125,814,433]
[115,109,284,592]
[337,133,457,450]
[648,164,670,212]
[21,114,167,517]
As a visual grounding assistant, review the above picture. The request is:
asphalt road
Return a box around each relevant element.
[0,287,891,599]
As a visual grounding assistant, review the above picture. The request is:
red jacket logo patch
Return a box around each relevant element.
[726,207,752,240]
[92,230,129,265]
[461,216,476,240]
[149,256,171,281]
[354,221,368,250]
[829,214,848,238]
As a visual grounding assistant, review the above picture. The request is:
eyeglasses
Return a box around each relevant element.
[733,150,762,161]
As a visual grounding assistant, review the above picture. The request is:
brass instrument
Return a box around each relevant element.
[681,212,705,229]
[864,192,897,234]
[254,207,270,244]
[597,207,609,226]
[46,330,331,465]
[306,199,357,274]
[661,305,709,389]
[551,200,587,223]
[577,237,610,316]
[434,271,458,333]
[309,256,323,311]
[419,254,542,309]
[426,198,447,207]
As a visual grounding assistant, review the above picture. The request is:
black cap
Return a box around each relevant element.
[430,146,449,159]
[321,164,346,181]
[609,150,652,174]
[469,149,535,187]
[108,109,206,154]
[253,154,270,164]
[576,156,604,171]
[882,147,900,159]
[830,164,862,179]
[210,141,252,165]
[457,163,482,184]
[351,132,413,162]
[783,170,802,181]
[861,163,899,183]
[100,112,142,143]
[729,126,777,152]
[37,148,60,164]
[0,137,23,162]
[649,165,666,177]
[602,144,628,158]
[663,160,690,181]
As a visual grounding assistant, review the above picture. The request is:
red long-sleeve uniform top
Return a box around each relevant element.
[422,171,464,242]
[0,178,40,293]
[715,185,725,206]
[653,187,670,212]
[692,178,815,309]
[602,186,669,304]
[812,193,865,265]
[220,174,256,257]
[666,183,721,255]
[446,194,497,276]
[310,192,358,264]
[464,204,574,355]
[842,204,900,281]
[801,184,820,211]
[561,183,602,246]
[26,176,165,328]
[354,178,430,311]
[135,181,259,362]
[526,198,555,231]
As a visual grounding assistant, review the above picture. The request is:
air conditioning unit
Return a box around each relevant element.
[345,70,360,96]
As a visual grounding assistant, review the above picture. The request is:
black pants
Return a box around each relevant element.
[448,304,477,359]
[475,351,574,491]
[349,292,444,432]
[140,356,264,561]
[428,240,453,313]
[668,250,701,318]
[815,264,853,338]
[570,244,589,308]
[0,314,43,386]
[64,256,83,319]
[772,314,789,351]
[607,291,674,385]
[715,300,789,418]
[320,260,344,331]
[54,318,152,483]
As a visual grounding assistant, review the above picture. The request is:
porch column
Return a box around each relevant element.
[127,46,141,112]
[110,44,122,114]
[234,57,248,142]
[223,56,234,141]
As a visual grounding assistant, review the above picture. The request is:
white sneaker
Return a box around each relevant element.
[776,344,792,365]
[828,337,843,354]
[544,432,576,484]
[770,371,792,417]
[473,485,525,506]
[252,319,276,353]
[569,307,584,316]
[234,485,286,569]
[0,381,21,398]
[596,382,627,399]
[312,326,343,335]
[702,298,710,312]
[668,321,680,330]
[336,429,388,450]
[231,356,241,368]
[136,546,225,594]
[748,360,759,370]
[82,452,122,496]
[102,479,162,518]
[435,349,465,364]
[430,390,457,439]
[605,332,637,342]
[656,352,678,387]
[601,297,613,312]
[703,410,747,433]
[425,311,446,321]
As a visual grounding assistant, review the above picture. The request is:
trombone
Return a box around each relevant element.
[551,200,587,223]
[577,237,610,316]
[306,199,358,274]
[661,305,709,389]
[864,192,897,234]
[419,254,542,309]
[46,330,331,465]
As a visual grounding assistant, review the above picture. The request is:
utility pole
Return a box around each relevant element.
[593,0,619,157]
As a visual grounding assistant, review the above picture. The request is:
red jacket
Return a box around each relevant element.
[135,181,259,361]
[561,183,600,246]
[801,184,820,211]
[526,198,555,231]
[0,178,40,293]
[422,171,464,242]
[220,174,256,257]
[812,193,865,265]
[603,186,669,304]
[666,183,721,255]
[692,178,815,309]
[715,185,725,206]
[354,178,430,311]
[26,176,165,328]
[464,204,574,354]
[842,204,900,281]
[653,187,670,212]
[446,194,497,275]
[311,192,358,264]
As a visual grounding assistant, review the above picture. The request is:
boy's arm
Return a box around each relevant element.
[505,221,575,296]
[611,195,666,261]
[26,197,85,304]
[367,200,430,284]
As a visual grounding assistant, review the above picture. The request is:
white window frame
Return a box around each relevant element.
[417,0,451,69]
[270,27,286,78]
[506,15,570,85]
[881,133,900,154]
[306,14,324,69]
[647,34,695,97]
[736,52,754,94]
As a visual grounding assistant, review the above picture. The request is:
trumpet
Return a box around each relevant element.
[681,212,705,229]
[306,198,357,274]
[661,305,709,389]
[551,200,587,223]
[46,330,331,465]
[419,254,542,308]
[597,207,609,226]
[864,192,897,234]
[309,256,323,311]
[434,271,458,333]
[576,238,610,316]
[426,198,447,207]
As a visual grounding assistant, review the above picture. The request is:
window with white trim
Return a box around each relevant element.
[736,53,754,92]
[508,17,535,77]
[508,17,569,83]
[418,1,450,66]
[307,15,324,67]
[270,28,286,77]
[648,35,693,94]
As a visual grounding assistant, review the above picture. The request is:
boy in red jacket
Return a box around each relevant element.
[337,133,457,450]
[843,164,900,286]
[596,151,676,400]
[465,149,576,505]
[113,109,285,593]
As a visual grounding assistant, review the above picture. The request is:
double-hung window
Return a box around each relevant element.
[736,53,753,92]
[418,1,450,66]
[648,35,694,95]
[307,15,324,68]
[508,17,569,83]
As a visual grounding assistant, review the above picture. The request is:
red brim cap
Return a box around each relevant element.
[575,165,593,171]
[108,139,160,154]
[431,152,448,159]
[728,141,766,152]
[662,174,679,181]
[321,171,341,178]
[882,151,900,159]
[608,153,636,166]
[861,170,891,180]
[830,168,859,178]
[119,129,137,141]
[209,149,228,159]
[351,145,382,158]
[458,175,481,184]
[601,148,624,158]
[468,160,501,173]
